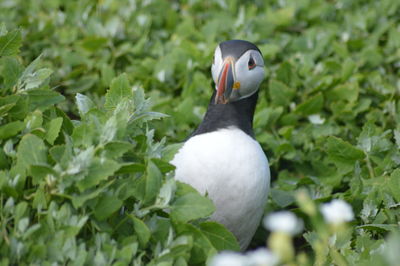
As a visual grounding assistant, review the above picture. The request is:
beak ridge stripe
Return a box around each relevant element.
[216,62,230,104]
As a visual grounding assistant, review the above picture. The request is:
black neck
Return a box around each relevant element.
[190,91,258,139]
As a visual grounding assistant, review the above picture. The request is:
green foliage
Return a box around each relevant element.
[1,0,400,265]
[0,29,21,57]
[0,33,237,264]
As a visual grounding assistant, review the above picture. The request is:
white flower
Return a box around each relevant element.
[320,199,354,224]
[308,114,325,125]
[209,251,246,266]
[246,248,279,266]
[263,211,304,235]
[136,15,148,26]
[341,32,350,42]
[210,249,280,266]
[156,70,166,82]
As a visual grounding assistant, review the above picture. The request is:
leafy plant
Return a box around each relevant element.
[0,29,239,265]
[1,0,400,265]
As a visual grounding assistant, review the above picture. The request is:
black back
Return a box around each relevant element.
[190,91,259,139]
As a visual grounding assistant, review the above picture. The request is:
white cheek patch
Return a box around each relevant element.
[232,50,265,100]
[211,46,223,88]
[252,51,264,67]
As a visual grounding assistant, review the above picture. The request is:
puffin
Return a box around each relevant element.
[171,40,270,250]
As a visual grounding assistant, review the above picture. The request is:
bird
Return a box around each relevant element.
[171,40,270,250]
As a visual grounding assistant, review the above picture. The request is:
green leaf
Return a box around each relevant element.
[144,160,163,204]
[6,95,28,120]
[55,107,74,135]
[153,178,176,208]
[131,111,168,123]
[174,182,199,197]
[117,242,138,263]
[266,6,295,27]
[116,163,146,174]
[72,123,95,147]
[389,169,400,201]
[0,103,16,117]
[14,201,28,223]
[0,150,8,169]
[162,143,184,162]
[24,110,43,131]
[295,93,324,115]
[357,224,399,232]
[394,130,400,149]
[176,223,216,264]
[326,136,365,165]
[94,194,123,220]
[254,107,284,128]
[71,180,114,208]
[170,192,215,223]
[0,121,24,140]
[26,89,65,111]
[270,188,295,208]
[0,29,22,56]
[76,158,120,191]
[151,158,175,173]
[30,164,58,185]
[49,144,71,166]
[100,116,117,144]
[16,134,47,172]
[0,57,23,91]
[17,55,50,91]
[45,117,63,144]
[327,82,359,103]
[104,73,132,110]
[276,61,295,86]
[103,141,133,159]
[269,79,295,107]
[23,68,53,90]
[33,184,47,209]
[100,64,115,87]
[81,36,108,51]
[130,216,151,247]
[155,235,193,263]
[341,58,357,81]
[199,221,240,251]
[76,93,95,116]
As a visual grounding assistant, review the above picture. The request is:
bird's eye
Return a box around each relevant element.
[212,55,215,65]
[248,56,256,70]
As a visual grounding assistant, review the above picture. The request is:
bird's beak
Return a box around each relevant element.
[215,57,236,104]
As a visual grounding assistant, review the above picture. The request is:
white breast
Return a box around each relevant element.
[171,127,270,250]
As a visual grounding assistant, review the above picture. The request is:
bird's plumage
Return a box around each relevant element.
[191,90,258,138]
[171,127,270,249]
[171,40,270,250]
[219,40,262,61]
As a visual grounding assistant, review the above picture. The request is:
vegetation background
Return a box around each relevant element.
[1,0,400,265]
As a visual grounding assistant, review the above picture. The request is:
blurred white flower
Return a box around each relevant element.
[263,211,304,235]
[308,114,325,125]
[246,248,279,266]
[320,199,354,224]
[210,249,279,266]
[137,14,148,26]
[209,251,246,266]
[156,70,166,82]
[341,32,350,42]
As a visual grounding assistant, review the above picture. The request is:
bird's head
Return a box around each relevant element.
[211,40,265,104]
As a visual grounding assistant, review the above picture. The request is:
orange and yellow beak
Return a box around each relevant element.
[215,58,237,104]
